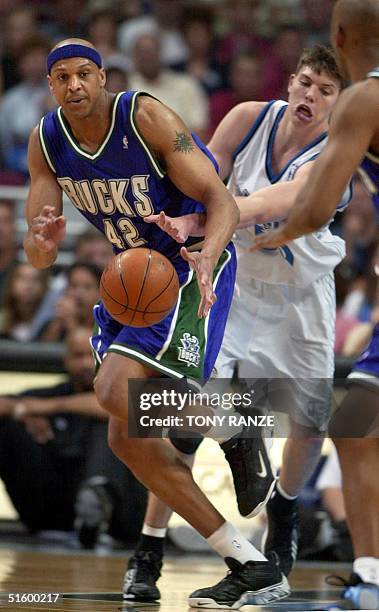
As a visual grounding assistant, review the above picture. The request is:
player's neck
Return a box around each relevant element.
[277,109,327,152]
[64,90,115,153]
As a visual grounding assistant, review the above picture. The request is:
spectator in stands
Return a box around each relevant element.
[84,5,129,76]
[41,0,87,41]
[0,326,146,547]
[0,263,49,342]
[0,200,18,307]
[39,262,101,342]
[209,52,263,136]
[129,32,209,138]
[177,3,225,96]
[105,65,129,94]
[261,24,305,100]
[341,272,379,358]
[0,35,52,177]
[300,0,334,47]
[75,229,113,270]
[339,174,377,279]
[215,0,273,68]
[118,0,188,68]
[0,6,38,92]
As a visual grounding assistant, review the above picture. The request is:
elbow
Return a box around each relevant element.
[308,208,331,232]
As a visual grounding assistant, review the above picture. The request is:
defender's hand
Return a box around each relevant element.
[30,205,66,253]
[180,247,217,318]
[249,225,295,251]
[144,211,200,243]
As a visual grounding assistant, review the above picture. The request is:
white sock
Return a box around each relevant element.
[142,524,167,538]
[354,557,379,586]
[207,521,267,564]
[277,481,298,501]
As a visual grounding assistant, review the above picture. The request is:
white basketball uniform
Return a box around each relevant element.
[214,100,352,431]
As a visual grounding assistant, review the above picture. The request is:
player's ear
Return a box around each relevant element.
[99,67,106,88]
[47,75,53,92]
[335,25,345,50]
[287,73,295,95]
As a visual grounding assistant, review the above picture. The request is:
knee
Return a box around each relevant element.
[94,370,127,419]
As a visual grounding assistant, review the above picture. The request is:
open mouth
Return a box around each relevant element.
[68,98,86,105]
[295,104,313,121]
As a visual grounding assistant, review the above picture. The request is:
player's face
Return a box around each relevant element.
[287,66,340,127]
[48,57,106,119]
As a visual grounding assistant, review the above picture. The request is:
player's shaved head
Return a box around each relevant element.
[333,0,379,39]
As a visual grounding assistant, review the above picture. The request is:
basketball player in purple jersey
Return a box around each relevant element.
[23,38,290,608]
[252,0,379,608]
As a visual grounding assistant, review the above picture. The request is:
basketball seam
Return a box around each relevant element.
[117,254,130,309]
[100,278,128,313]
[142,269,178,324]
[129,248,152,326]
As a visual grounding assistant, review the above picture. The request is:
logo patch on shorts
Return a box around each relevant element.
[178,333,200,367]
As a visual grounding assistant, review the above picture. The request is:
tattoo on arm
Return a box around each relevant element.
[173,131,195,154]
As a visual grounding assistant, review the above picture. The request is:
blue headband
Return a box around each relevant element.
[47,44,102,74]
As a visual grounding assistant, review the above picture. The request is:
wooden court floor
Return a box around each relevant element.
[0,547,350,611]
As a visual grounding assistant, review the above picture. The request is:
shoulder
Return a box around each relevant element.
[134,94,177,132]
[225,101,268,126]
[210,101,268,152]
[333,81,378,123]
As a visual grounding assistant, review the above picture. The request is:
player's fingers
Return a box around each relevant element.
[158,211,168,230]
[249,236,276,251]
[198,290,216,318]
[56,216,66,227]
[144,214,160,224]
[41,205,56,217]
[180,246,197,267]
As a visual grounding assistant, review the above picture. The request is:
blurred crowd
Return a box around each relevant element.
[0,0,377,357]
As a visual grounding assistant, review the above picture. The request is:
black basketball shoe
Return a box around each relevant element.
[221,427,277,518]
[123,550,162,602]
[188,553,290,609]
[262,492,299,577]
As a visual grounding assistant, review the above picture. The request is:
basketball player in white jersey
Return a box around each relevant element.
[123,45,352,607]
[251,1,379,608]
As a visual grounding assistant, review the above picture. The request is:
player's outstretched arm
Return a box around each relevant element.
[235,162,315,228]
[136,96,239,317]
[250,83,378,250]
[24,127,65,269]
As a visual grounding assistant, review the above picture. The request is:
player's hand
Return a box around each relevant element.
[30,205,66,253]
[144,211,200,243]
[180,247,217,318]
[249,225,295,251]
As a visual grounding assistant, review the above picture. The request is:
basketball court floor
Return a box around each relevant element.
[0,544,350,611]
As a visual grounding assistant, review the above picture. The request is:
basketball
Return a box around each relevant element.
[100,248,180,327]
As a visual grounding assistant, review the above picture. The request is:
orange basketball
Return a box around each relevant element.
[100,248,180,327]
